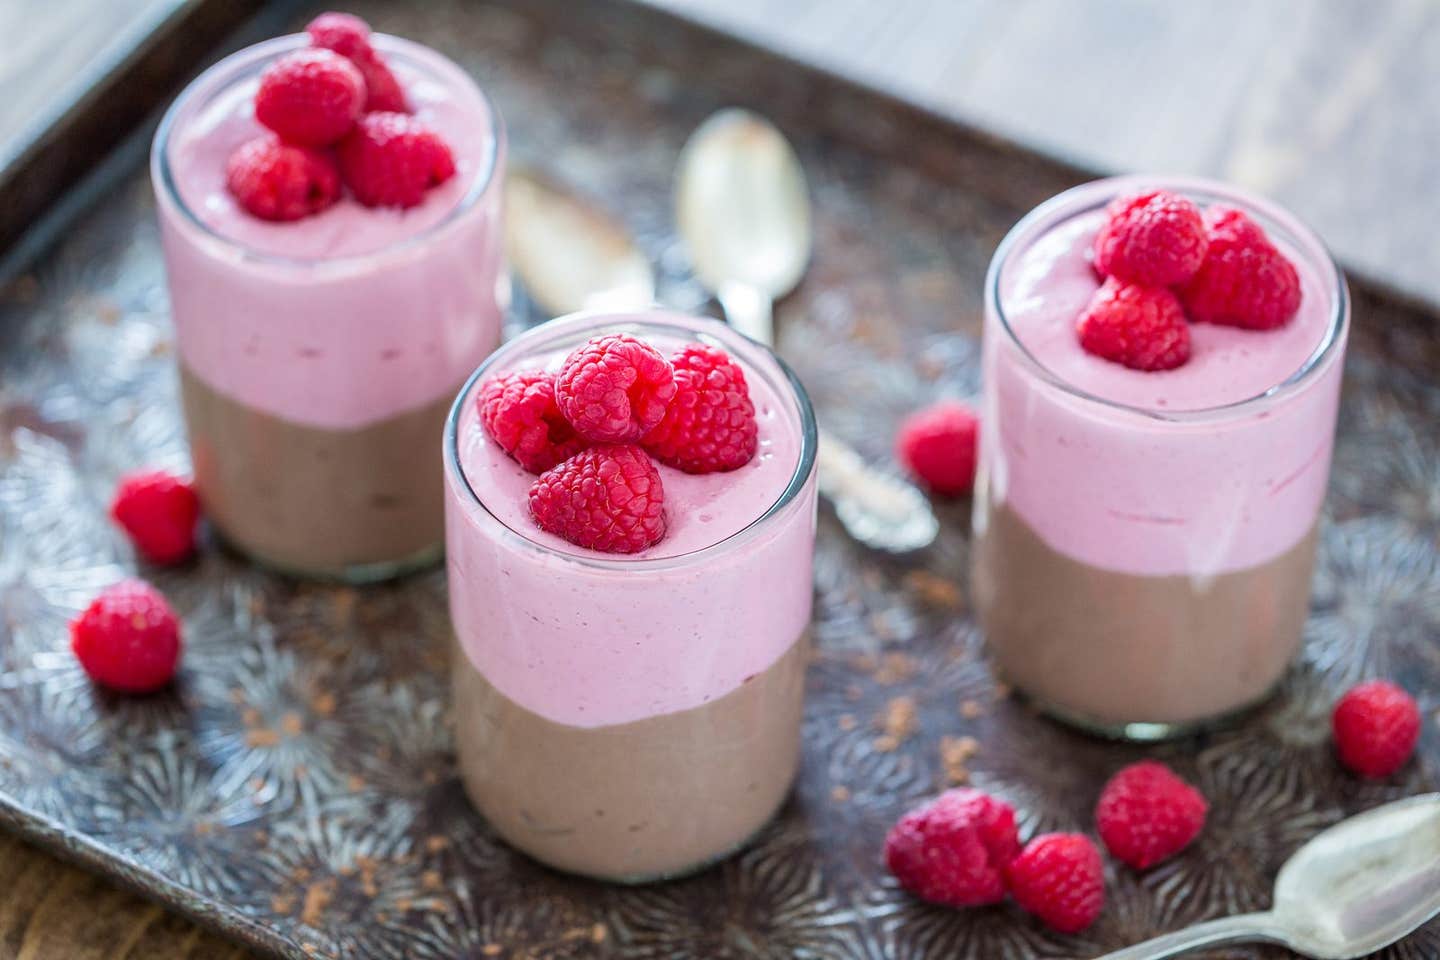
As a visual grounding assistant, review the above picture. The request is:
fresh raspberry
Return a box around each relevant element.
[253,48,365,147]
[70,580,182,694]
[478,371,588,473]
[1332,680,1422,778]
[883,788,1020,908]
[554,334,678,444]
[528,445,666,554]
[1007,833,1106,934]
[337,112,456,208]
[1076,277,1191,372]
[109,469,201,565]
[1095,761,1208,869]
[1179,207,1302,330]
[225,136,341,222]
[306,12,409,113]
[640,344,757,474]
[1092,190,1208,287]
[895,401,979,496]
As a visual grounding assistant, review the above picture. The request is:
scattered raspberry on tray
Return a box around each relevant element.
[1332,680,1421,779]
[338,112,456,208]
[1095,761,1208,869]
[883,788,1020,907]
[895,401,979,496]
[1076,277,1191,372]
[1093,190,1208,287]
[642,344,757,474]
[528,445,666,554]
[225,136,342,222]
[306,11,409,113]
[1180,206,1301,330]
[109,469,202,565]
[479,371,589,473]
[1006,833,1106,934]
[555,334,677,443]
[70,579,183,694]
[254,48,366,147]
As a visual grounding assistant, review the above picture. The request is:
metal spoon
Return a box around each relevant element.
[505,167,655,317]
[676,109,939,553]
[1096,793,1440,959]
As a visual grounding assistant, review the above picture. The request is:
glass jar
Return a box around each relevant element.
[151,33,506,581]
[444,310,818,881]
[972,176,1349,741]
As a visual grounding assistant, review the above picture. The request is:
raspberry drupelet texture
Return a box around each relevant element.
[253,48,365,147]
[1006,833,1106,934]
[555,334,678,444]
[641,344,757,474]
[1180,206,1301,330]
[479,371,588,473]
[305,11,409,113]
[1095,761,1208,869]
[70,580,183,694]
[225,136,341,222]
[528,445,666,554]
[895,401,980,496]
[1092,190,1208,287]
[1332,680,1421,779]
[1076,277,1192,372]
[109,469,202,565]
[883,789,1020,908]
[338,112,456,208]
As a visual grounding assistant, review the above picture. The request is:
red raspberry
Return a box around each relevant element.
[306,12,409,113]
[528,445,666,554]
[641,345,757,474]
[338,112,456,208]
[1332,680,1421,778]
[1095,761,1208,869]
[883,789,1020,908]
[478,371,588,473]
[1076,277,1191,372]
[1092,190,1208,287]
[554,334,678,444]
[1179,207,1302,330]
[253,48,365,147]
[1007,833,1106,934]
[70,580,183,694]
[109,469,201,565]
[225,136,341,222]
[895,401,979,496]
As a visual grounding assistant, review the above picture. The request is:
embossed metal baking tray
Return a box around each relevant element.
[1,0,1436,956]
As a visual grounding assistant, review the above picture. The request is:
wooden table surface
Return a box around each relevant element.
[3,0,1438,956]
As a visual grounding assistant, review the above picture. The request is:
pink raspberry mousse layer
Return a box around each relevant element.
[155,34,505,430]
[445,312,818,729]
[981,177,1345,579]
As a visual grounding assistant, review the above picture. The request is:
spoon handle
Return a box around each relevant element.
[717,281,775,345]
[1091,913,1287,960]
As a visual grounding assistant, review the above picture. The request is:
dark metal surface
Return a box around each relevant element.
[0,0,1437,957]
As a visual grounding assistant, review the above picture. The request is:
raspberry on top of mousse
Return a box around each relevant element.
[478,333,761,555]
[225,12,455,221]
[1079,188,1302,373]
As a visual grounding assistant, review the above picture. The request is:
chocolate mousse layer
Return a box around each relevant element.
[180,366,452,579]
[453,635,808,882]
[974,500,1319,732]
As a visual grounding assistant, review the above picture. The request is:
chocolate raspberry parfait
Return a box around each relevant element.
[445,310,818,881]
[151,13,506,580]
[973,176,1349,740]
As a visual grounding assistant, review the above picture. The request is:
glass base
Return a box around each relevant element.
[215,531,443,584]
[1020,684,1281,743]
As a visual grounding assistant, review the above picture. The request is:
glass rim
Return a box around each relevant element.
[985,174,1350,423]
[443,310,820,572]
[149,32,504,271]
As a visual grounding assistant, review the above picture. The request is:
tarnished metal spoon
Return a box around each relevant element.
[676,109,939,553]
[1096,793,1440,960]
[505,167,655,317]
